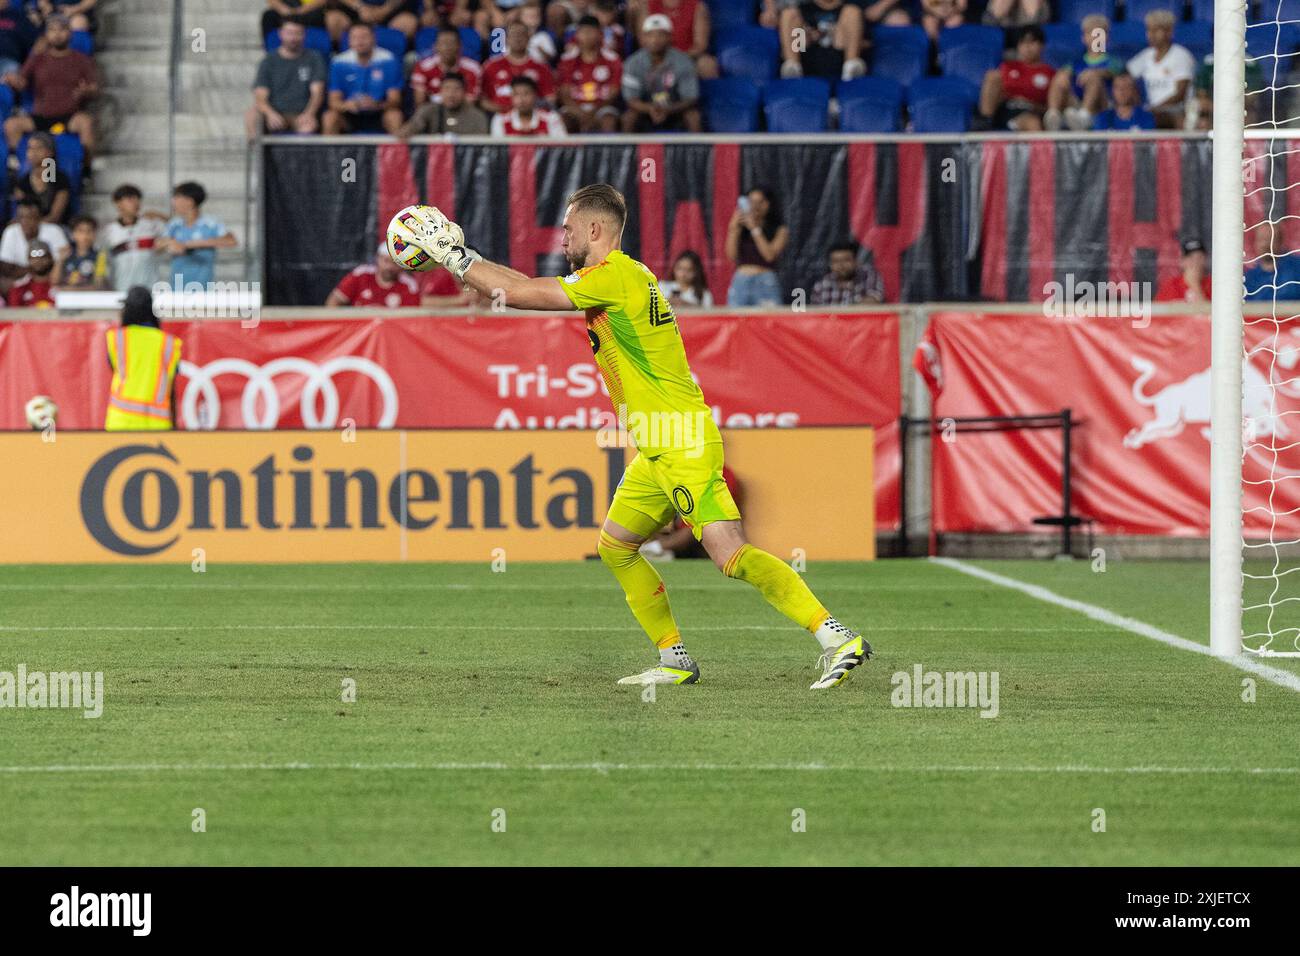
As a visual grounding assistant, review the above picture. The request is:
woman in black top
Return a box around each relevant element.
[11,132,71,224]
[724,185,788,306]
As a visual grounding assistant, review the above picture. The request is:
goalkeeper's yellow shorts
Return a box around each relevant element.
[606,441,741,541]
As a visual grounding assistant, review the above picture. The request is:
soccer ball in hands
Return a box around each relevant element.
[25,395,57,430]
[386,204,461,272]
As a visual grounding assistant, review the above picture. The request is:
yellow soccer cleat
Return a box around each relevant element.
[616,664,701,686]
[810,633,872,690]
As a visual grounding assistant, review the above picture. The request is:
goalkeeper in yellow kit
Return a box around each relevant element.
[404,184,870,688]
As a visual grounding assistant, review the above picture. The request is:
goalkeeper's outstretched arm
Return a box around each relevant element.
[459,257,575,312]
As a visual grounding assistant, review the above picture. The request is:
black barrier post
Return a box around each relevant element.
[1061,408,1073,559]
[897,415,909,558]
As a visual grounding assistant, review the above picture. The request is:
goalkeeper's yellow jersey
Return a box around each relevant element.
[557,249,721,458]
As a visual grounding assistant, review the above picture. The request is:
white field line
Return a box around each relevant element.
[932,558,1300,694]
[0,623,1111,634]
[0,761,1296,776]
[0,582,986,592]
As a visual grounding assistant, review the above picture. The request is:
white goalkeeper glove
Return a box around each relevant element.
[409,206,480,280]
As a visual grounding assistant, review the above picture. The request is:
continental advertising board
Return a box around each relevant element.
[0,428,874,562]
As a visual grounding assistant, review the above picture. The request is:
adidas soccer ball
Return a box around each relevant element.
[386,205,441,272]
[25,395,57,430]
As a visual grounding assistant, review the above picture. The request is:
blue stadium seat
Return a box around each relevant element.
[267,26,333,59]
[939,43,1002,90]
[763,77,830,132]
[707,0,756,37]
[0,85,13,121]
[870,26,930,88]
[340,25,408,59]
[1174,21,1213,59]
[1247,21,1300,56]
[459,26,483,60]
[701,77,761,132]
[908,77,976,132]
[69,30,93,56]
[837,76,904,131]
[1123,0,1181,23]
[1042,22,1076,46]
[938,24,1005,58]
[1054,0,1114,27]
[1044,42,1076,69]
[718,26,780,86]
[1107,22,1149,60]
[1256,0,1300,21]
[415,26,439,59]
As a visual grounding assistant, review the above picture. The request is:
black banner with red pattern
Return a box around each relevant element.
[262,137,1214,307]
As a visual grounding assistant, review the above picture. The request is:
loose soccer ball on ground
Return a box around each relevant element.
[25,395,57,429]
[386,205,445,272]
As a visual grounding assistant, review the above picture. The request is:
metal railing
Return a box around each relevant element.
[167,0,184,194]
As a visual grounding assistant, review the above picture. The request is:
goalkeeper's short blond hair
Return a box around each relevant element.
[568,184,627,233]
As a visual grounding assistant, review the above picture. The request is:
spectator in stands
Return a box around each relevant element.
[1044,15,1126,132]
[8,237,54,305]
[1092,72,1154,131]
[977,25,1053,131]
[246,21,326,141]
[491,74,566,135]
[520,0,558,63]
[0,0,39,79]
[1245,228,1300,302]
[261,1,344,45]
[763,0,908,32]
[326,244,423,307]
[591,0,628,55]
[1126,9,1195,130]
[104,183,166,292]
[558,15,621,133]
[480,21,557,114]
[981,0,1045,28]
[1191,53,1265,131]
[811,241,884,304]
[398,72,489,135]
[621,15,701,132]
[920,0,966,41]
[28,0,96,36]
[331,0,421,42]
[54,213,105,288]
[3,16,97,176]
[160,181,237,288]
[323,23,403,134]
[0,197,67,278]
[778,0,866,82]
[479,0,527,31]
[725,186,787,306]
[411,25,482,106]
[420,0,477,33]
[1155,238,1211,303]
[11,131,70,223]
[421,267,471,307]
[628,0,717,80]
[661,250,714,308]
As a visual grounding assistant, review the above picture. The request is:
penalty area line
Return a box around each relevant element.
[932,557,1300,695]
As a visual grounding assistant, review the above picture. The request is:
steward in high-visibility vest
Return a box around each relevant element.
[105,285,182,431]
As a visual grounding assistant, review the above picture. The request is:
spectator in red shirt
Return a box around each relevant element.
[977,25,1054,131]
[1155,238,1212,303]
[3,16,97,169]
[479,21,556,113]
[629,0,717,80]
[421,266,471,308]
[7,238,55,307]
[490,74,567,135]
[325,245,423,308]
[411,27,482,106]
[558,16,621,132]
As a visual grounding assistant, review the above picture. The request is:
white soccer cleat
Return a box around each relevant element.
[616,663,701,686]
[810,633,872,690]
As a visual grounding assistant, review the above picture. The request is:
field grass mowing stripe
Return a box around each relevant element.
[1,762,1297,775]
[933,557,1300,694]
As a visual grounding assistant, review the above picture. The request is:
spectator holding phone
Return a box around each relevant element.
[725,186,787,306]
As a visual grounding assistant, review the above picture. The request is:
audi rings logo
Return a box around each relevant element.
[178,357,399,429]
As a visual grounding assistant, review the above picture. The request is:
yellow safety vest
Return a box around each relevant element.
[104,325,182,431]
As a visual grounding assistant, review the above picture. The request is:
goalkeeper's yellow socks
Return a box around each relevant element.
[723,543,851,649]
[598,529,692,662]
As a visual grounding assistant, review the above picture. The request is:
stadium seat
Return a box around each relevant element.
[69,30,92,56]
[870,26,930,88]
[1247,21,1300,56]
[707,0,757,37]
[459,26,483,60]
[837,76,904,132]
[908,77,976,132]
[1174,22,1213,60]
[763,77,831,132]
[268,26,333,59]
[938,24,1005,59]
[1043,42,1076,69]
[939,43,1002,90]
[701,77,761,132]
[1041,23,1077,70]
[340,25,408,59]
[1256,0,1300,21]
[1107,22,1148,61]
[718,26,781,86]
[1054,0,1114,27]
[415,26,439,59]
[0,85,13,122]
[1123,0,1181,23]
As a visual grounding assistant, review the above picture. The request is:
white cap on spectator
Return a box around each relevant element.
[642,14,673,34]
[377,242,389,258]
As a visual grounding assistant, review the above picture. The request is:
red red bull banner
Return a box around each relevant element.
[0,311,901,528]
[916,312,1300,537]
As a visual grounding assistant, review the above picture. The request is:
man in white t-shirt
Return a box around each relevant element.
[1126,10,1195,129]
[0,199,69,280]
[102,183,168,292]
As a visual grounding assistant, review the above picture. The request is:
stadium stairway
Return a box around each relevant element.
[92,0,260,284]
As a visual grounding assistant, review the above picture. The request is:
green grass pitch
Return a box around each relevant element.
[1,558,1298,866]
